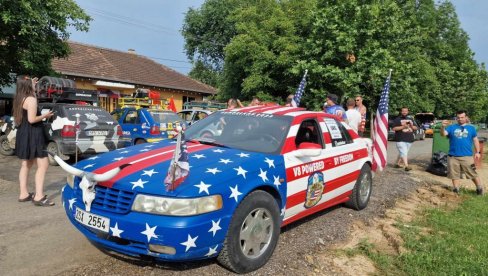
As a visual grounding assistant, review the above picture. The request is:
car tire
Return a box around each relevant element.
[217,190,281,274]
[0,135,14,156]
[345,164,372,210]
[47,142,60,166]
[135,139,146,145]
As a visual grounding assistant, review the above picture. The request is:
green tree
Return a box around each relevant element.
[0,0,90,87]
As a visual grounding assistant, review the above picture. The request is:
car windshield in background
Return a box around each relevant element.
[184,111,292,154]
[150,111,183,124]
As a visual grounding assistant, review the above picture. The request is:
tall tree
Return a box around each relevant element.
[0,0,90,87]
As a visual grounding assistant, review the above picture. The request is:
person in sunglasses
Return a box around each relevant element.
[441,110,483,195]
[354,95,367,136]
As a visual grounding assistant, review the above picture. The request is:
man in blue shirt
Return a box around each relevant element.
[441,110,483,195]
[324,93,348,122]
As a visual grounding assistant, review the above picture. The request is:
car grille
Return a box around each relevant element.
[91,185,135,214]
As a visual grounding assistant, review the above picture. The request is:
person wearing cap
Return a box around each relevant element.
[324,93,348,121]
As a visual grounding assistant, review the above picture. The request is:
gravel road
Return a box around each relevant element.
[1,139,434,275]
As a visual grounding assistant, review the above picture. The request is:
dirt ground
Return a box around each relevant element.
[309,163,487,276]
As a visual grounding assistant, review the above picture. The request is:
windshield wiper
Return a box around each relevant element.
[189,138,229,148]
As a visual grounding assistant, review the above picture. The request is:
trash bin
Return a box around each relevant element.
[427,122,449,176]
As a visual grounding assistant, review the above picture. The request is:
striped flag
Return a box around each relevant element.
[372,70,392,172]
[291,70,308,107]
[164,128,189,191]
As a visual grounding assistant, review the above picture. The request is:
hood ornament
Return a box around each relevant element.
[49,152,127,212]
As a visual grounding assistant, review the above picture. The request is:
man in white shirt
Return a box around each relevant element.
[345,98,361,133]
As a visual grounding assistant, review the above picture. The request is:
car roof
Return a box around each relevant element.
[221,105,334,118]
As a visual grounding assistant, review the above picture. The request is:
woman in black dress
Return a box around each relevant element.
[12,76,54,206]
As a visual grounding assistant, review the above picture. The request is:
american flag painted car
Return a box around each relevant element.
[59,105,373,273]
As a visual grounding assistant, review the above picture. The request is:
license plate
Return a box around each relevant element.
[86,130,108,136]
[75,207,110,233]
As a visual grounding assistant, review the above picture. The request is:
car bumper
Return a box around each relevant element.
[61,185,230,261]
[59,139,129,155]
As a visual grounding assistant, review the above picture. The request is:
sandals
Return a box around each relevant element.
[32,195,55,207]
[18,192,34,202]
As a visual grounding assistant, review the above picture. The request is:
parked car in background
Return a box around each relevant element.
[415,113,436,138]
[0,102,127,165]
[58,106,374,273]
[388,119,425,141]
[177,109,212,125]
[112,107,186,146]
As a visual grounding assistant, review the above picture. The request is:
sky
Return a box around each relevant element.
[69,0,488,77]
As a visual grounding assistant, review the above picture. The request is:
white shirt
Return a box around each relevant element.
[346,109,362,132]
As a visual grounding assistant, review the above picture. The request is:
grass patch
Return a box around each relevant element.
[369,195,488,275]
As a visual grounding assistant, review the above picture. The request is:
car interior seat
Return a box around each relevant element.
[295,127,314,147]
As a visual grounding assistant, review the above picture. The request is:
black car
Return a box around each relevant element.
[387,119,425,141]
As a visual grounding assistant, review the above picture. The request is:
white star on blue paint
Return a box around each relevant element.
[273,175,281,187]
[237,152,250,158]
[131,179,147,190]
[181,234,198,252]
[234,166,247,179]
[83,164,94,169]
[281,207,286,217]
[120,150,130,154]
[113,157,124,161]
[193,154,206,159]
[258,168,268,182]
[264,157,275,168]
[206,168,222,175]
[142,169,158,177]
[219,158,233,164]
[208,219,222,237]
[213,149,225,153]
[110,223,124,238]
[87,156,99,160]
[68,198,76,210]
[195,181,211,195]
[205,245,218,257]
[141,223,158,242]
[229,185,242,202]
[139,148,150,152]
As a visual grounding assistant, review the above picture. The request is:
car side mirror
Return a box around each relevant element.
[293,142,322,157]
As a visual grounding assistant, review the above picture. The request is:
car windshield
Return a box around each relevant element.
[64,106,114,122]
[150,111,183,124]
[184,111,292,154]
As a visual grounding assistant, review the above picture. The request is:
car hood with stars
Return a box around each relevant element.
[75,139,286,199]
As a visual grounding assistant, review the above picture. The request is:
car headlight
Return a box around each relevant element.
[67,174,75,188]
[132,194,223,216]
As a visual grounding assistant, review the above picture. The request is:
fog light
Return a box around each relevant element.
[149,244,176,255]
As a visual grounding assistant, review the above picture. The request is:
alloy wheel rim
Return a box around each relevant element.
[239,208,274,259]
[359,172,371,203]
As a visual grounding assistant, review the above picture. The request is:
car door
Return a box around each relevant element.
[120,109,142,139]
[282,115,360,224]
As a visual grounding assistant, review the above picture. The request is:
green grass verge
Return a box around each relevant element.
[361,195,488,275]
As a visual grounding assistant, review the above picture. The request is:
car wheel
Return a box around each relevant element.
[345,164,372,210]
[0,135,14,156]
[135,139,146,145]
[47,142,60,166]
[200,131,214,139]
[217,190,281,274]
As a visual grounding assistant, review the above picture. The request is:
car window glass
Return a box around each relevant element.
[323,118,353,146]
[124,110,138,124]
[196,111,208,121]
[150,111,182,124]
[111,109,124,121]
[295,119,323,148]
[65,106,114,123]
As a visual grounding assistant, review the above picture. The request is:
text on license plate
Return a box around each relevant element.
[86,130,108,136]
[75,207,110,233]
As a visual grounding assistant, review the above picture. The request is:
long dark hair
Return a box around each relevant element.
[13,77,36,126]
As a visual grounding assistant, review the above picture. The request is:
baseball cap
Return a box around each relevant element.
[327,93,339,104]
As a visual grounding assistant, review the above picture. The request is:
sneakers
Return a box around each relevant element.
[476,187,484,195]
[394,164,402,168]
[453,187,460,194]
[404,166,412,171]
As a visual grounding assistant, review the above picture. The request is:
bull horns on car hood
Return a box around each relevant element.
[47,152,126,182]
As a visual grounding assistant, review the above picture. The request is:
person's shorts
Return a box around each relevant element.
[396,142,412,157]
[447,156,478,179]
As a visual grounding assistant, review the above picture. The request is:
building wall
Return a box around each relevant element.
[67,77,204,112]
